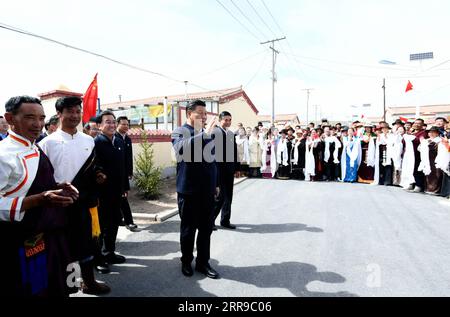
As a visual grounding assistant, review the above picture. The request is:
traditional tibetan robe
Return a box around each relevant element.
[39,129,99,262]
[374,133,394,186]
[291,138,306,180]
[341,136,362,183]
[419,137,445,194]
[437,137,450,197]
[261,138,277,179]
[0,131,72,297]
[304,138,316,181]
[313,140,325,181]
[400,134,416,189]
[248,134,262,178]
[276,138,290,179]
[323,135,342,181]
[236,136,250,174]
[357,133,376,184]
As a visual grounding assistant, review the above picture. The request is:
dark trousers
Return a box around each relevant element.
[177,193,214,266]
[214,170,235,225]
[413,148,425,190]
[324,161,338,181]
[379,162,393,186]
[98,196,121,256]
[120,196,135,225]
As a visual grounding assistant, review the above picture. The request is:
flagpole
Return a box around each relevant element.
[97,98,101,115]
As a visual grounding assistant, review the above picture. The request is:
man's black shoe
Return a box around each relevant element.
[181,263,194,277]
[104,253,126,264]
[195,264,219,279]
[95,262,110,274]
[126,224,141,232]
[221,223,236,230]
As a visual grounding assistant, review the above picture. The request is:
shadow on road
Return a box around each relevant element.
[209,259,357,297]
[143,220,323,235]
[96,256,217,297]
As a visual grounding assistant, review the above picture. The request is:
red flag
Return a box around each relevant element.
[405,80,413,93]
[82,73,98,123]
[399,116,409,123]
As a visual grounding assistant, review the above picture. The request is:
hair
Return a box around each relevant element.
[0,115,3,119]
[435,117,448,123]
[219,111,232,120]
[116,116,130,124]
[257,121,263,126]
[98,110,116,123]
[83,123,91,130]
[415,118,425,124]
[48,115,59,125]
[5,96,41,115]
[89,116,99,123]
[186,100,206,115]
[336,123,342,126]
[55,96,82,113]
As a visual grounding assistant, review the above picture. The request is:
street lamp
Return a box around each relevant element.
[378,60,397,122]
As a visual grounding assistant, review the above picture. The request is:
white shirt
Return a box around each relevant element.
[39,129,95,183]
[0,130,40,222]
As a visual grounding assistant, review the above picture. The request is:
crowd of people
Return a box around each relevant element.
[0,95,138,297]
[230,117,450,198]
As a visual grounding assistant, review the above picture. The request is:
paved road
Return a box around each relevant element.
[77,179,450,297]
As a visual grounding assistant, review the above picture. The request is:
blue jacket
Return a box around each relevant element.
[172,124,217,195]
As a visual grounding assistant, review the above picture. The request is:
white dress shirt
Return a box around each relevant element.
[39,129,95,184]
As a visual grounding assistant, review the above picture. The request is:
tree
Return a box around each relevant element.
[133,132,162,199]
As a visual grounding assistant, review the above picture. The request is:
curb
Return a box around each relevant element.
[132,177,248,223]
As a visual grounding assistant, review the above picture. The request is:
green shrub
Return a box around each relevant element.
[133,132,163,199]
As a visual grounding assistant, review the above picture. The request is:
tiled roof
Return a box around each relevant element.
[257,114,299,122]
[388,105,450,115]
[102,86,243,110]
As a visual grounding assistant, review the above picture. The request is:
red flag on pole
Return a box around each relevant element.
[82,73,98,123]
[399,116,409,123]
[405,80,413,93]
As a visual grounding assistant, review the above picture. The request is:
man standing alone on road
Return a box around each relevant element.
[213,111,239,230]
[171,100,220,279]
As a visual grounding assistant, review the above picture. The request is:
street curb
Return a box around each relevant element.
[132,177,248,223]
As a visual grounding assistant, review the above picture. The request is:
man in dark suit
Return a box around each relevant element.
[213,111,239,230]
[94,111,128,266]
[0,115,9,141]
[171,100,220,279]
[115,116,138,232]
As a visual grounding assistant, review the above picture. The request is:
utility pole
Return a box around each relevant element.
[261,37,286,126]
[302,88,314,126]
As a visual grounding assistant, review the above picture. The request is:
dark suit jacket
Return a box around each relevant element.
[171,124,217,195]
[115,132,133,177]
[213,127,239,184]
[94,133,127,197]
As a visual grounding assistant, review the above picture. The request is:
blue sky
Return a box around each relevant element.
[1,0,450,121]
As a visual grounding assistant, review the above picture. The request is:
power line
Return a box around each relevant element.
[245,0,278,38]
[244,49,270,88]
[258,1,307,80]
[260,0,284,34]
[230,0,268,40]
[0,22,184,84]
[215,0,261,41]
[0,21,233,97]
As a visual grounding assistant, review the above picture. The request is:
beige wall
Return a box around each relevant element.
[219,97,259,130]
[131,141,176,170]
[41,97,58,118]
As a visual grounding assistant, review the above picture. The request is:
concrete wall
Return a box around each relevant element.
[219,96,259,130]
[131,141,176,178]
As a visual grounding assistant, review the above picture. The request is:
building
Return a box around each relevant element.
[38,85,83,117]
[101,86,260,131]
[257,114,301,128]
[387,104,450,124]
